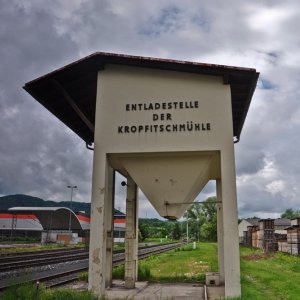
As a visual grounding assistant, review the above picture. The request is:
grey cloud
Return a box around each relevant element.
[1,0,300,220]
[0,1,90,203]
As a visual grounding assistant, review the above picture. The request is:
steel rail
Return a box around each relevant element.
[46,242,184,288]
[0,249,87,265]
[0,242,180,272]
[0,246,87,258]
[0,242,184,290]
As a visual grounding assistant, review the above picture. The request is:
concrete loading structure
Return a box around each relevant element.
[24,52,259,298]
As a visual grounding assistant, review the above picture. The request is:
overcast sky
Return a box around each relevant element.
[0,0,299,219]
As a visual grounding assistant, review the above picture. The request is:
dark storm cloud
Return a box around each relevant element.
[0,1,92,202]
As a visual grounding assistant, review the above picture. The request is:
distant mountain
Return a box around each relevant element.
[0,194,91,214]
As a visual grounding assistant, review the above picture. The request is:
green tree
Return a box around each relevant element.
[281,208,300,219]
[138,218,174,239]
[184,196,217,241]
[139,224,149,241]
[172,222,181,240]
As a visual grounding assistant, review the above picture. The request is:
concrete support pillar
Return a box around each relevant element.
[220,150,241,297]
[105,168,115,287]
[125,176,138,288]
[216,179,224,284]
[88,155,111,296]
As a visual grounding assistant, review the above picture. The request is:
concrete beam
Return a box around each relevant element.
[220,150,241,297]
[105,167,115,287]
[125,176,138,288]
[216,179,224,283]
[88,157,110,296]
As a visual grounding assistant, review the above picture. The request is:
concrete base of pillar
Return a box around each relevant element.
[124,278,135,289]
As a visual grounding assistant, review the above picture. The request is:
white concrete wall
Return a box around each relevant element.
[89,64,241,297]
[95,65,233,153]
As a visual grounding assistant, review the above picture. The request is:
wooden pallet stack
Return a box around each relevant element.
[250,225,259,248]
[287,218,300,255]
[258,219,276,252]
[243,230,249,246]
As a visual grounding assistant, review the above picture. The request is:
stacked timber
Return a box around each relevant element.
[246,225,257,247]
[276,233,288,252]
[278,241,289,253]
[243,231,249,246]
[287,224,300,255]
[251,226,259,248]
[259,219,276,252]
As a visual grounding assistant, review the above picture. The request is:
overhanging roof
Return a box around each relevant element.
[24,52,259,143]
[8,207,83,230]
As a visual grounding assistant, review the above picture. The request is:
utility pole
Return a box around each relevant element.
[186,218,189,244]
[67,185,77,232]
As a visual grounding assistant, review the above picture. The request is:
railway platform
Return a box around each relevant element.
[71,280,225,299]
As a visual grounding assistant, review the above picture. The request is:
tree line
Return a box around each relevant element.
[139,196,217,242]
[281,208,300,219]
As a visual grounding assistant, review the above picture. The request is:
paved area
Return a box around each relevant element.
[70,280,225,299]
[106,281,205,299]
[207,285,225,300]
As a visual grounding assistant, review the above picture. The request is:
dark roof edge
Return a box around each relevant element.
[235,71,260,141]
[24,52,258,87]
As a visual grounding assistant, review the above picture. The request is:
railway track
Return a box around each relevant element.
[0,242,183,290]
[0,249,88,272]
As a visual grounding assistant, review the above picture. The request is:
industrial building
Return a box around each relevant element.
[0,207,125,243]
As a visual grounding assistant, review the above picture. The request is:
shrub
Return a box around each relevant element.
[138,264,151,281]
[112,265,125,279]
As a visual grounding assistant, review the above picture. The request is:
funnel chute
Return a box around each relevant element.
[116,153,218,219]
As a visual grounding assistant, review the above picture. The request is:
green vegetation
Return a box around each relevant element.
[1,283,98,300]
[140,242,218,282]
[184,196,217,241]
[112,265,124,279]
[139,218,174,240]
[172,222,182,240]
[111,244,300,298]
[281,208,300,219]
[78,271,89,282]
[239,246,300,300]
[139,197,218,243]
[112,264,151,281]
[137,264,151,281]
[113,242,125,251]
[6,244,300,299]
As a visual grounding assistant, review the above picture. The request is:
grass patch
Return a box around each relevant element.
[112,264,151,280]
[113,265,125,279]
[113,243,125,251]
[1,283,98,300]
[78,271,88,282]
[239,246,300,299]
[140,242,217,283]
[54,243,300,299]
[138,264,151,281]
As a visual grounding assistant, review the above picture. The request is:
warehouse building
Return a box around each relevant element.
[0,207,125,243]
